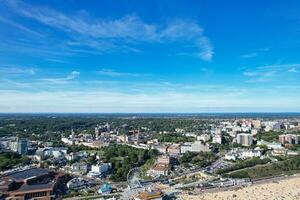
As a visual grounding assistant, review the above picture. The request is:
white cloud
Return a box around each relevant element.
[243,63,300,83]
[243,70,275,83]
[0,88,299,113]
[240,48,269,58]
[40,71,80,84]
[5,0,213,61]
[288,68,299,73]
[0,65,36,76]
[97,69,140,77]
[0,16,43,37]
[240,53,258,58]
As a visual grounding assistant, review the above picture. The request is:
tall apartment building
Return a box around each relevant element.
[279,134,299,145]
[17,138,28,155]
[236,133,253,146]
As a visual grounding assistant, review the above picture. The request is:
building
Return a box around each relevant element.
[98,183,112,194]
[0,168,63,200]
[151,144,167,154]
[167,144,181,155]
[212,134,224,144]
[0,137,18,151]
[252,120,261,129]
[147,156,171,177]
[117,135,129,143]
[148,163,170,177]
[257,140,282,149]
[35,147,67,160]
[211,128,222,135]
[251,129,258,136]
[157,156,170,165]
[197,134,211,142]
[225,148,262,161]
[67,178,96,190]
[134,189,164,200]
[279,134,299,145]
[91,163,111,174]
[272,148,288,156]
[71,163,91,174]
[180,141,210,154]
[61,137,74,145]
[236,133,253,146]
[17,139,28,155]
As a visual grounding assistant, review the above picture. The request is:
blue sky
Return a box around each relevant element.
[0,0,300,112]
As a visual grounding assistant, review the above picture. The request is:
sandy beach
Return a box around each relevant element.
[181,176,300,200]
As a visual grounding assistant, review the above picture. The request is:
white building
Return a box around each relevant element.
[257,140,282,150]
[61,137,74,145]
[212,134,223,144]
[180,141,210,154]
[197,134,211,142]
[225,148,262,160]
[91,163,111,174]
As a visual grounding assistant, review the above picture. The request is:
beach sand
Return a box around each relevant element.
[180,176,300,200]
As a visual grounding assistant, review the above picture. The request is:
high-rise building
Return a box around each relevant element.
[279,134,299,145]
[236,133,253,146]
[17,138,28,155]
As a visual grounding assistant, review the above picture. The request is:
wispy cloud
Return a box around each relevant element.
[240,52,258,58]
[0,16,43,37]
[243,63,300,82]
[40,71,80,84]
[4,0,213,61]
[97,69,141,77]
[0,65,36,76]
[240,48,269,58]
[243,70,275,83]
[288,68,299,73]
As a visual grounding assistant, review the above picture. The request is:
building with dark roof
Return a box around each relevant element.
[8,168,50,183]
[0,167,64,200]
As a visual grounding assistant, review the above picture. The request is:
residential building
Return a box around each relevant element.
[197,134,211,142]
[279,134,299,145]
[212,134,224,144]
[225,148,262,160]
[236,133,253,146]
[91,163,111,174]
[71,163,91,174]
[167,144,181,155]
[252,120,261,129]
[180,141,210,154]
[17,139,28,155]
[257,140,282,149]
[147,163,170,177]
[157,156,170,165]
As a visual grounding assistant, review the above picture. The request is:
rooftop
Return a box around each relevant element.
[17,183,53,192]
[137,189,163,200]
[7,168,50,181]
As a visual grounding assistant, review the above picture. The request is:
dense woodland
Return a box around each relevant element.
[180,151,218,168]
[102,144,158,181]
[0,115,211,139]
[216,157,271,175]
[0,152,31,171]
[225,155,300,179]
